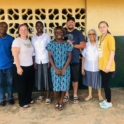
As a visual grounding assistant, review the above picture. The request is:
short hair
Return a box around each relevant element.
[35,21,44,26]
[54,26,66,36]
[0,22,8,27]
[67,16,75,22]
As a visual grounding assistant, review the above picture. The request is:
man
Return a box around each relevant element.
[0,22,14,106]
[64,17,86,103]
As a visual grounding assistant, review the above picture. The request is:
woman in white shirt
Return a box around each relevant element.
[32,21,52,104]
[12,24,34,108]
[82,29,103,101]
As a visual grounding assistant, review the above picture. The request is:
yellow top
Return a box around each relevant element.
[98,34,115,72]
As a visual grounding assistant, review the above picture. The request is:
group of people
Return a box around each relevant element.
[0,16,115,111]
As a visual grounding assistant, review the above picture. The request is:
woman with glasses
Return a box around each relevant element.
[82,29,103,102]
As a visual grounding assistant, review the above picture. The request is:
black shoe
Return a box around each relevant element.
[0,101,6,106]
[9,99,15,105]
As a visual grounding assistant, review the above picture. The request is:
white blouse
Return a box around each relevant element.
[32,33,51,64]
[82,42,99,72]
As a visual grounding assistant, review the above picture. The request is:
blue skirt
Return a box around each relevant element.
[82,70,101,89]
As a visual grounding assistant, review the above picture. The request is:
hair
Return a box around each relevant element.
[98,21,111,34]
[0,22,8,27]
[18,23,29,37]
[54,26,66,36]
[67,16,75,22]
[35,21,44,26]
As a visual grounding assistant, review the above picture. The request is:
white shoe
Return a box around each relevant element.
[99,100,107,106]
[45,98,51,104]
[37,96,44,101]
[100,102,113,109]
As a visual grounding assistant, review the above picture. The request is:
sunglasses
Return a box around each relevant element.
[88,33,96,36]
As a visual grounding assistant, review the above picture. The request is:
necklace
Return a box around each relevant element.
[99,33,107,48]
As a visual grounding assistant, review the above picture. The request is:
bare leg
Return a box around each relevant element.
[88,86,92,97]
[54,91,59,104]
[46,90,50,98]
[72,82,78,97]
[65,90,69,97]
[60,91,65,104]
[41,89,44,96]
[98,88,103,101]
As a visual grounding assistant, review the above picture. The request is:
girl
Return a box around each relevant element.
[82,29,103,101]
[32,21,52,104]
[12,24,34,108]
[46,26,73,111]
[98,21,115,109]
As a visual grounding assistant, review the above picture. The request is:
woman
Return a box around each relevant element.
[32,21,52,104]
[98,21,115,109]
[46,26,73,111]
[12,24,34,108]
[82,29,103,101]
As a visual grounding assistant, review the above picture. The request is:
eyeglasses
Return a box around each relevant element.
[88,33,96,36]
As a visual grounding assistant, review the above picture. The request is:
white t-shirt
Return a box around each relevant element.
[12,37,34,66]
[82,42,99,72]
[32,33,51,64]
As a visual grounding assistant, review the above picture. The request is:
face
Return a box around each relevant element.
[0,23,8,34]
[19,25,28,37]
[66,20,75,30]
[98,23,108,34]
[88,30,96,42]
[55,29,64,40]
[36,23,44,33]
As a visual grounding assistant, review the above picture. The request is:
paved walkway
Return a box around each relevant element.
[0,88,124,124]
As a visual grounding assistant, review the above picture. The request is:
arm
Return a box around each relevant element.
[105,51,115,73]
[82,56,85,75]
[67,40,86,49]
[11,47,23,75]
[61,52,72,75]
[48,51,61,75]
[32,56,37,69]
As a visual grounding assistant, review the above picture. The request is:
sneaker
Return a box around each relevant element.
[45,98,51,104]
[9,99,15,105]
[0,101,6,106]
[100,102,113,109]
[99,100,107,106]
[37,96,44,101]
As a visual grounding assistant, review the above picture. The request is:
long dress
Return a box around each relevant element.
[46,41,73,92]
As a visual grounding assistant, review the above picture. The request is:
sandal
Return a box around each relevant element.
[45,98,51,105]
[55,103,59,109]
[23,105,29,108]
[30,100,35,104]
[84,96,92,101]
[59,104,64,111]
[63,96,69,102]
[73,97,79,104]
[37,96,44,101]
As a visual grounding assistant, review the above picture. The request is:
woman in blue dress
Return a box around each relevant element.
[46,26,73,111]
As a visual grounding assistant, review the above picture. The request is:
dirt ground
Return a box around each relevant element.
[0,88,124,124]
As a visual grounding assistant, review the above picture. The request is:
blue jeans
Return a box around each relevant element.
[0,67,13,101]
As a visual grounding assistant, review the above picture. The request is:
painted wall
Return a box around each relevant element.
[86,0,124,36]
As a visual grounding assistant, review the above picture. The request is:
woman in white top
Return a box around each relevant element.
[12,24,34,108]
[82,29,103,101]
[32,21,52,104]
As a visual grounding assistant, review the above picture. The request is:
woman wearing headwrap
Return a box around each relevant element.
[32,21,52,104]
[82,29,103,102]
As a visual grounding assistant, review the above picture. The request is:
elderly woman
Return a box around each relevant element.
[82,29,103,101]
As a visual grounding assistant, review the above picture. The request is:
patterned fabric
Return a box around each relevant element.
[46,41,73,91]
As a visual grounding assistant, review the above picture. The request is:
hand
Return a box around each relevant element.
[34,63,38,70]
[105,65,110,73]
[82,69,85,75]
[48,62,51,68]
[67,40,74,47]
[17,67,23,75]
[60,68,66,76]
[54,68,61,75]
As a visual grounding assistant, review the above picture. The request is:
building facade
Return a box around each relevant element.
[0,0,124,88]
